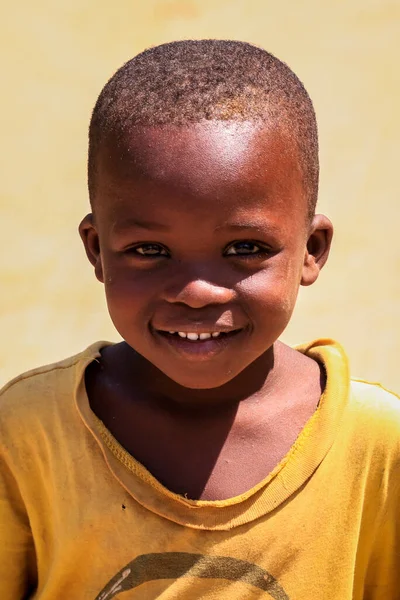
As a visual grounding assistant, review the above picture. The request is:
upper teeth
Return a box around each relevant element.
[168,331,221,340]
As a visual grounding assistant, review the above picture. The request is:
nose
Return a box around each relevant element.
[163,272,235,309]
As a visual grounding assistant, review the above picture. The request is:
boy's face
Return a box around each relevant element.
[80,121,332,389]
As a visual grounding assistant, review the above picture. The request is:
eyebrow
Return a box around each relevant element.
[111,218,280,236]
[214,222,280,234]
[111,218,170,234]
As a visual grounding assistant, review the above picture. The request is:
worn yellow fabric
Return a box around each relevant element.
[0,339,399,599]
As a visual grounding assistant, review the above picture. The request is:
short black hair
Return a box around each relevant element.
[88,39,318,220]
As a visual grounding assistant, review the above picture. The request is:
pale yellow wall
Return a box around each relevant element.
[1,0,399,389]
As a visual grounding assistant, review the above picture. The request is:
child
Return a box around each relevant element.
[1,40,399,600]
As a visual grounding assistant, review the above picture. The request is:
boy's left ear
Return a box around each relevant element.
[301,214,333,286]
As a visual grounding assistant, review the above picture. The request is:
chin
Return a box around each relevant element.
[180,381,228,390]
[166,370,236,390]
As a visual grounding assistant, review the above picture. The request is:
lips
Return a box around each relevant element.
[153,327,245,359]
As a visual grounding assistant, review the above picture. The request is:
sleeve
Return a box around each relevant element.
[0,451,37,599]
[363,459,400,598]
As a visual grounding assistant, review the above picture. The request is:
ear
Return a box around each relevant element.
[301,214,333,287]
[78,213,104,283]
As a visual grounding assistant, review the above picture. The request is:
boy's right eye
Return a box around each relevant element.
[127,243,169,257]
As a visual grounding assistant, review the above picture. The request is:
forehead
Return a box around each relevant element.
[95,121,306,224]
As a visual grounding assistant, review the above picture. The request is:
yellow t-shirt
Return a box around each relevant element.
[0,339,399,599]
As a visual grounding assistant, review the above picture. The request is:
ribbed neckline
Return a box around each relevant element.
[74,339,349,530]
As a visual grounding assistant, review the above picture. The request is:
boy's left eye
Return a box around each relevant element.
[225,241,269,256]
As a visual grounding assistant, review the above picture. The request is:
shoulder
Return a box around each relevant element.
[298,339,400,453]
[298,339,400,428]
[0,342,109,438]
[341,378,400,474]
[349,378,400,434]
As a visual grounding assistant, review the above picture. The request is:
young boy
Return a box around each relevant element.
[1,40,399,600]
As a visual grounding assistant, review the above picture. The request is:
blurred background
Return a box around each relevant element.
[1,0,399,389]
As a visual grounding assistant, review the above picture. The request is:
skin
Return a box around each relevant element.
[80,121,333,500]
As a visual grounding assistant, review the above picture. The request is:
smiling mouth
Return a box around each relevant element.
[153,328,245,361]
[157,330,243,342]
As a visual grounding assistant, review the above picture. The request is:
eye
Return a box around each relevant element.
[225,241,270,257]
[129,243,169,257]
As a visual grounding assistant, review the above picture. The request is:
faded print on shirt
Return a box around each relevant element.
[95,552,289,599]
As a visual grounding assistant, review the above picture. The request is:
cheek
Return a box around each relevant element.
[238,259,302,320]
[102,264,156,323]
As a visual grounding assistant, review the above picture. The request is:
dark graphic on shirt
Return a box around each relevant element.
[95,552,289,599]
